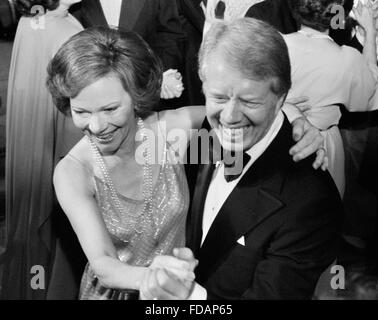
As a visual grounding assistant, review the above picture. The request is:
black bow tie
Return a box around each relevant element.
[223,152,251,182]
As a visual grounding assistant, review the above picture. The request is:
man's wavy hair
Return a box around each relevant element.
[289,0,344,32]
[199,18,291,97]
[15,0,59,17]
[47,27,163,118]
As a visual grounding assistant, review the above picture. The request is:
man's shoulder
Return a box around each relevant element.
[271,154,343,231]
[286,157,339,198]
[260,118,341,210]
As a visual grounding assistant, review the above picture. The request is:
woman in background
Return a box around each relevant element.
[2,0,83,299]
[283,0,378,196]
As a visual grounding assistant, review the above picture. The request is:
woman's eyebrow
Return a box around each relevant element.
[71,101,121,110]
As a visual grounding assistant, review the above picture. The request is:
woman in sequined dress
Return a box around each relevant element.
[46,25,329,300]
[46,27,204,299]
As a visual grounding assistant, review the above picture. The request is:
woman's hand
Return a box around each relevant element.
[289,116,328,171]
[286,96,312,114]
[149,250,196,282]
[161,69,184,99]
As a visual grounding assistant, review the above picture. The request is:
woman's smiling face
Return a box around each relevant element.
[70,76,137,155]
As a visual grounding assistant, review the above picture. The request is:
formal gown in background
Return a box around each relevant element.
[3,10,83,299]
[283,29,378,196]
[79,114,189,300]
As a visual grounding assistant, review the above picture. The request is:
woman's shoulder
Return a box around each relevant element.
[55,137,93,181]
[54,138,96,200]
[155,106,205,132]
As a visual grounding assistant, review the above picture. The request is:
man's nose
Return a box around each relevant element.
[221,100,242,124]
[88,114,107,135]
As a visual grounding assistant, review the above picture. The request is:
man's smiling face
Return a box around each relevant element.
[203,51,285,152]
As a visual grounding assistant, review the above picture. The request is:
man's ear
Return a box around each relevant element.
[275,92,287,113]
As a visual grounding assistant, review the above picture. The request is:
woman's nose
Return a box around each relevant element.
[221,100,243,124]
[88,114,107,135]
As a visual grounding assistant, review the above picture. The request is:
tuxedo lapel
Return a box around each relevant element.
[82,0,108,27]
[197,178,284,282]
[118,0,146,31]
[182,0,206,33]
[187,163,215,257]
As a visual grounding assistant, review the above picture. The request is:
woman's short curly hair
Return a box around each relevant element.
[46,27,163,118]
[15,0,60,17]
[289,0,344,32]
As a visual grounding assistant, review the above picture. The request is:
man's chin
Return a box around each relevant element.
[220,140,246,153]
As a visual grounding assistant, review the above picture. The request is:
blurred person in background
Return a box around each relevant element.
[69,0,187,109]
[2,0,84,299]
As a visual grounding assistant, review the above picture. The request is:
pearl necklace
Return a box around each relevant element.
[89,117,155,238]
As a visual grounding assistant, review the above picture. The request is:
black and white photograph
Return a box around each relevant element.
[0,0,378,304]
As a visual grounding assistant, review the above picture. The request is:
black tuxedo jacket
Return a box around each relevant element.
[186,117,343,299]
[245,0,298,34]
[176,0,206,106]
[70,0,185,70]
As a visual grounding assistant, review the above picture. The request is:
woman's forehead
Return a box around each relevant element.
[70,77,130,109]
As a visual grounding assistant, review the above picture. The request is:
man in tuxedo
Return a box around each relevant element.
[70,0,185,72]
[141,18,343,300]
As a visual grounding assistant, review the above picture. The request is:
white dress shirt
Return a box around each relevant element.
[190,111,284,299]
[99,0,122,28]
[201,111,284,244]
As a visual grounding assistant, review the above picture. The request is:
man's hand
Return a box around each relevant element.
[289,116,328,170]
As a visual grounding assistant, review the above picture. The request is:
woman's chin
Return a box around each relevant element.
[94,140,120,155]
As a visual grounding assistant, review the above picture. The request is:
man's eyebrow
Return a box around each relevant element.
[71,105,86,110]
[240,96,263,102]
[207,90,227,95]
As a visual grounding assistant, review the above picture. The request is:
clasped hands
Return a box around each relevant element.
[139,248,198,300]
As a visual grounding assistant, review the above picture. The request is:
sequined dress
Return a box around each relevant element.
[79,118,189,300]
